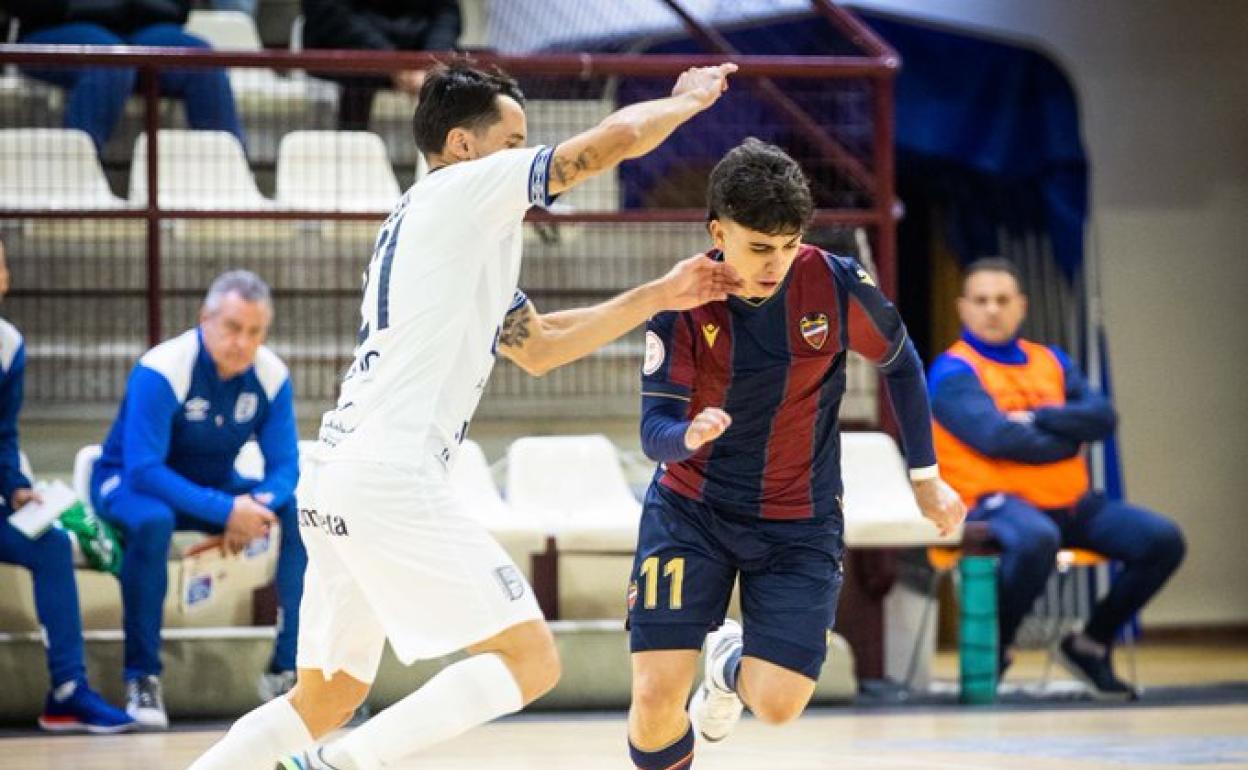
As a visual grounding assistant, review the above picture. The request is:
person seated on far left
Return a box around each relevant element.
[90,270,306,729]
[0,238,135,733]
[4,0,245,153]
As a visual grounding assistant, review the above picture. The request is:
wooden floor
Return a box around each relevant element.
[6,641,1247,769]
[4,703,1247,770]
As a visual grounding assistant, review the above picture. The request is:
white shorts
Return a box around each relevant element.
[294,457,543,683]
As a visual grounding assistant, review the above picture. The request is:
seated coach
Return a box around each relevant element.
[929,258,1184,699]
[91,270,306,727]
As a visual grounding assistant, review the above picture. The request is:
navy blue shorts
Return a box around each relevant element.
[627,482,844,680]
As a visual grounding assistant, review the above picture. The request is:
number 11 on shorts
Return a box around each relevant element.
[639,556,685,610]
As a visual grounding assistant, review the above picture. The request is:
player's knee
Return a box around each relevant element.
[513,636,561,705]
[1148,519,1186,571]
[630,667,689,729]
[491,620,561,704]
[127,505,176,551]
[288,675,368,738]
[748,688,808,726]
[631,688,687,730]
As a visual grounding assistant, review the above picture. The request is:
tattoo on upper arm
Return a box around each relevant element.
[499,303,534,349]
[551,147,603,188]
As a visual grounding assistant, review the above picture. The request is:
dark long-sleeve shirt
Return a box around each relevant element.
[6,0,190,36]
[302,0,460,52]
[640,246,937,522]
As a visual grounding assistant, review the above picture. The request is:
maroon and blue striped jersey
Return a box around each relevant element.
[640,245,937,522]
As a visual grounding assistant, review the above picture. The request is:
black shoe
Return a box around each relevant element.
[1055,635,1138,701]
[998,650,1015,680]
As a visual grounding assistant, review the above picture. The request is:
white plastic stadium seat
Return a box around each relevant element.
[72,445,102,504]
[184,10,277,95]
[505,435,642,619]
[129,130,272,211]
[505,434,641,552]
[276,131,401,212]
[0,129,127,210]
[185,10,263,50]
[841,431,961,547]
[449,440,546,577]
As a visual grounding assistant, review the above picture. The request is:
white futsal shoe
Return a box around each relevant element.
[689,618,744,742]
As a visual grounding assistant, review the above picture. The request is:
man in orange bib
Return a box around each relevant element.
[929,258,1184,699]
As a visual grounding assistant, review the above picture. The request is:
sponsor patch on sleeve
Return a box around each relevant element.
[643,330,665,376]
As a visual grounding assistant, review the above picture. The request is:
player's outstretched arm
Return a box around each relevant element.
[546,63,737,196]
[498,254,742,377]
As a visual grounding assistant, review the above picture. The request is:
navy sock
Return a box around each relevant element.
[721,646,743,692]
[629,724,694,770]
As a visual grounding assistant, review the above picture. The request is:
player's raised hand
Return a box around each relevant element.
[685,407,732,451]
[659,254,745,311]
[912,477,967,537]
[672,63,738,110]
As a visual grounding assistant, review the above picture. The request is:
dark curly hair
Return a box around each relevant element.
[707,138,813,235]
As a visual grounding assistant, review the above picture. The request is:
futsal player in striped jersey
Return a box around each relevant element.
[626,139,966,769]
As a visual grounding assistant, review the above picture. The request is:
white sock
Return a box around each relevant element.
[186,696,313,770]
[323,653,524,770]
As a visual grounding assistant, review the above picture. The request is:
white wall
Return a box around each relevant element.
[850,0,1248,626]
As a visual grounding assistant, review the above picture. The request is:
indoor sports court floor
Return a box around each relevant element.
[4,639,1248,769]
[5,703,1248,770]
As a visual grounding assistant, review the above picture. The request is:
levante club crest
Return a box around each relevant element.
[799,312,829,350]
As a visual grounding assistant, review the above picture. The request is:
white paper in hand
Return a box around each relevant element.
[8,480,77,539]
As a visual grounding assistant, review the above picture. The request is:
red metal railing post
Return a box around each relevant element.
[873,73,898,301]
[142,65,162,347]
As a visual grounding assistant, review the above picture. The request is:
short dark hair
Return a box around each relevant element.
[707,138,813,235]
[412,62,526,156]
[962,257,1024,294]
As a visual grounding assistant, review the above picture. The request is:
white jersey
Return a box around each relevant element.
[318,145,554,471]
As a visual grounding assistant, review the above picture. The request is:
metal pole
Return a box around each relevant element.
[142,66,161,347]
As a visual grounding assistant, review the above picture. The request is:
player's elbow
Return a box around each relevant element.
[506,345,555,378]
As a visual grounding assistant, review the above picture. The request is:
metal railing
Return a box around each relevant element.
[0,40,896,420]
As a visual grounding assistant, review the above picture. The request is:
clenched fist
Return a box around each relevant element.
[672,63,738,110]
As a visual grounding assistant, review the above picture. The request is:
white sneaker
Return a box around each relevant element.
[125,675,168,730]
[690,618,744,742]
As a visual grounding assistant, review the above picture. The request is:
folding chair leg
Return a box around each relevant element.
[903,570,943,691]
[1039,570,1070,691]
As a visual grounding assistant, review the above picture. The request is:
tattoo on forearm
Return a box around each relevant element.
[551,147,603,187]
[499,304,533,349]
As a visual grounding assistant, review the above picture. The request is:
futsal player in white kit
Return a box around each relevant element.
[185,61,740,770]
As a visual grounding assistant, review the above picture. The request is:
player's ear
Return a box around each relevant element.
[444,127,475,161]
[707,218,727,251]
